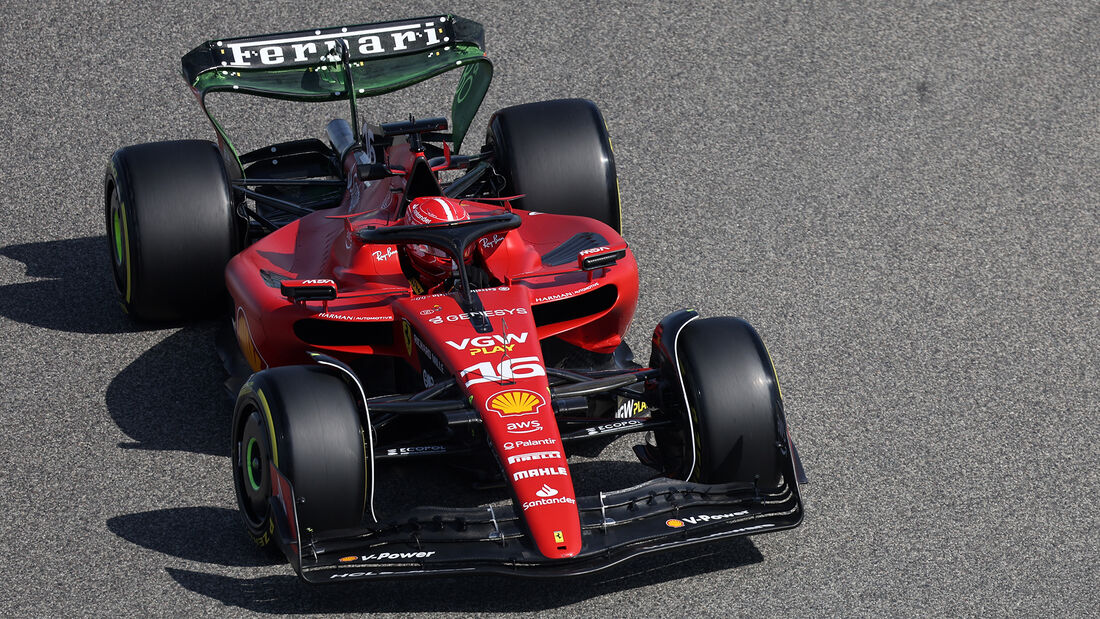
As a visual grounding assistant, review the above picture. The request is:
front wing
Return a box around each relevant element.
[270,457,803,582]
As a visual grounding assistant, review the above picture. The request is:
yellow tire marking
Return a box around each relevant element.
[257,389,279,467]
[762,342,784,401]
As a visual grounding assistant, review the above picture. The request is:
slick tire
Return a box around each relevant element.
[232,366,367,549]
[658,317,785,487]
[105,140,239,322]
[487,98,621,233]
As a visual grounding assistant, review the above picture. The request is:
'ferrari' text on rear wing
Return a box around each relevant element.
[181,14,493,161]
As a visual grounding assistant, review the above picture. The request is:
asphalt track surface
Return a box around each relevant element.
[1,1,1097,616]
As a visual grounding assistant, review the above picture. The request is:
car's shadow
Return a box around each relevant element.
[107,507,280,568]
[0,236,138,334]
[1,236,232,455]
[164,537,763,613]
[110,504,763,613]
[106,324,232,456]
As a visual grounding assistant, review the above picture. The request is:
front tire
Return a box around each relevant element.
[656,317,785,487]
[105,140,240,322]
[231,366,367,548]
[487,98,621,233]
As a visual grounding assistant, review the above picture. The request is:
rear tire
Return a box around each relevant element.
[487,98,620,233]
[105,140,239,321]
[657,317,784,486]
[231,366,367,548]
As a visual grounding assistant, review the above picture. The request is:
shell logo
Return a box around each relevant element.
[665,519,685,528]
[338,555,357,563]
[488,390,544,417]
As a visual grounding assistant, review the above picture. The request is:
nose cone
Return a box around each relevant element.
[403,286,585,559]
[509,465,583,558]
[489,400,583,559]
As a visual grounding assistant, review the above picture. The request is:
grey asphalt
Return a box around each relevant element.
[1,0,1097,616]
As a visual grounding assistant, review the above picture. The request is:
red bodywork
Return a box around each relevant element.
[226,141,639,559]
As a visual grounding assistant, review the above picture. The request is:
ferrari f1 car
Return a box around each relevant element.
[104,15,805,581]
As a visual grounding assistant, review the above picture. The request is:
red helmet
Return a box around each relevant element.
[403,197,471,283]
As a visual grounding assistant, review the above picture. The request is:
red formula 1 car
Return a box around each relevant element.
[104,15,805,581]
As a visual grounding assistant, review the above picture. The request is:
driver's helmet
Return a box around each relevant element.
[402,197,473,283]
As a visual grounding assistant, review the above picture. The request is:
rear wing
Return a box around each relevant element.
[181,15,493,164]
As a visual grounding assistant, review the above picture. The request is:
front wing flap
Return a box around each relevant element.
[275,461,802,582]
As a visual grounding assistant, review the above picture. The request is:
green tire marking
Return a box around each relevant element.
[108,164,132,303]
[245,437,261,491]
[116,191,132,303]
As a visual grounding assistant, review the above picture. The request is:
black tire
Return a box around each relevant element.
[487,98,621,233]
[657,317,784,486]
[105,140,239,322]
[231,366,367,548]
